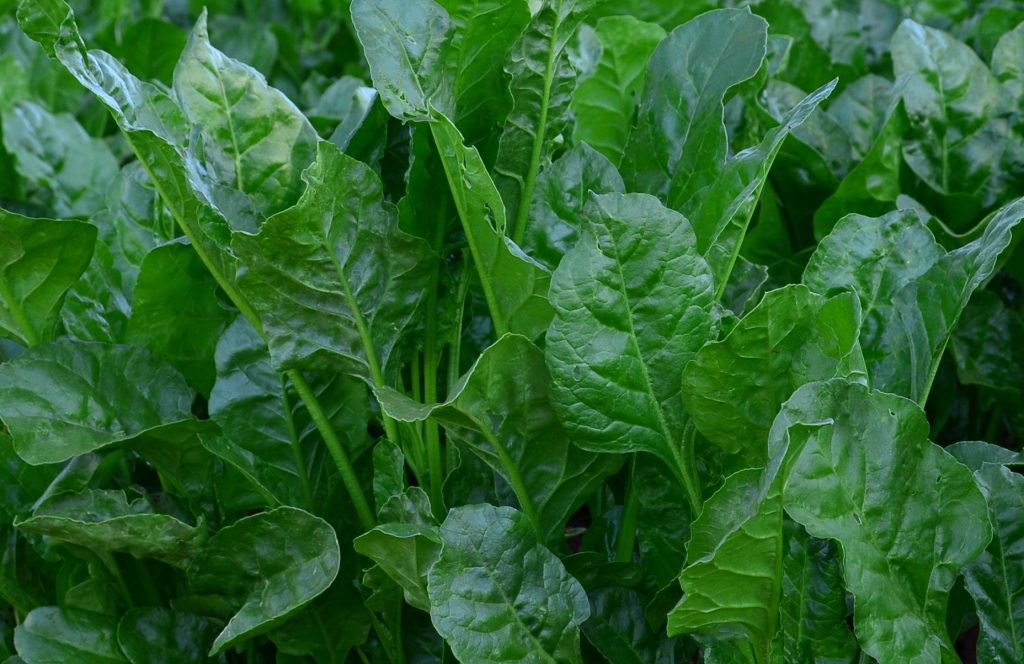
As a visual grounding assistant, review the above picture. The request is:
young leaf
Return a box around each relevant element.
[233,140,433,382]
[0,340,194,465]
[186,506,341,655]
[15,489,203,568]
[173,11,319,225]
[14,607,126,663]
[570,16,665,165]
[526,142,624,269]
[493,0,594,243]
[0,208,96,347]
[681,285,865,461]
[623,8,766,206]
[545,192,714,504]
[962,463,1024,663]
[427,504,590,663]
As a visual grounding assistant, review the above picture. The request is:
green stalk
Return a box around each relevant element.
[280,375,315,510]
[424,202,448,519]
[289,370,375,530]
[614,456,640,563]
[480,426,542,537]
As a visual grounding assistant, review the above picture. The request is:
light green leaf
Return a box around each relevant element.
[116,608,222,664]
[570,16,665,165]
[681,285,865,460]
[668,468,783,656]
[186,507,340,655]
[546,192,714,484]
[354,520,440,612]
[623,8,766,206]
[773,380,991,663]
[1,101,119,218]
[126,242,233,396]
[173,11,318,226]
[0,209,96,347]
[427,504,589,663]
[16,489,203,568]
[234,140,433,381]
[526,142,624,269]
[0,340,194,465]
[962,463,1024,663]
[14,607,126,664]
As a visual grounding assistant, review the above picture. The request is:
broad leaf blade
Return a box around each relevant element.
[14,607,126,664]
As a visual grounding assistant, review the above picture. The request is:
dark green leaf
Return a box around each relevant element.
[116,608,222,664]
[14,607,126,663]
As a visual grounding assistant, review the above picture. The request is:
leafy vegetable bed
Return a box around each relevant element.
[1,0,1023,662]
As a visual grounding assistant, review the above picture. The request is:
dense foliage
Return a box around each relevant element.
[1,0,1023,661]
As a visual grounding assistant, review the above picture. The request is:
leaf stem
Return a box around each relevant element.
[480,426,542,537]
[424,202,447,520]
[280,375,315,510]
[289,369,375,530]
[673,422,703,517]
[615,456,640,563]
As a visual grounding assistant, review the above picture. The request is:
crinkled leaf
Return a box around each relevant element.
[546,192,715,477]
[962,463,1024,663]
[427,504,589,663]
[234,141,433,379]
[0,340,194,465]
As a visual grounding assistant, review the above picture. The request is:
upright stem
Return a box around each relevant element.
[289,370,375,530]
[280,375,315,510]
[674,422,703,517]
[424,202,447,519]
[480,426,541,537]
[615,456,640,563]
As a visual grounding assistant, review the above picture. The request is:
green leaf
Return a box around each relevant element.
[668,468,783,655]
[962,463,1024,663]
[623,8,766,207]
[0,208,96,347]
[949,291,1024,395]
[808,199,1024,402]
[173,11,319,227]
[233,140,433,381]
[493,0,594,244]
[15,489,203,568]
[427,504,589,663]
[570,16,665,165]
[186,507,340,655]
[428,112,554,338]
[545,192,714,487]
[525,142,624,269]
[1,101,119,218]
[116,608,222,664]
[14,607,126,664]
[126,242,233,396]
[353,519,440,612]
[688,81,836,295]
[583,587,683,663]
[772,380,991,662]
[380,334,620,544]
[0,340,194,465]
[777,523,856,663]
[891,20,1001,201]
[681,285,865,461]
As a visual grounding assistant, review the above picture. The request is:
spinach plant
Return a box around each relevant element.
[1,0,1023,662]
